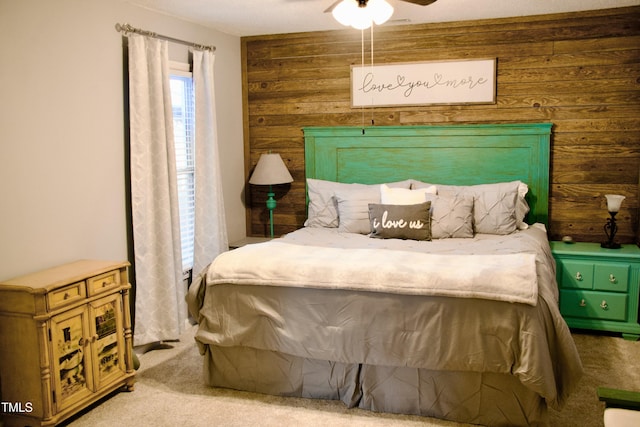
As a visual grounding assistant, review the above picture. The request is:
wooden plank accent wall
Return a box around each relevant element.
[241,6,640,244]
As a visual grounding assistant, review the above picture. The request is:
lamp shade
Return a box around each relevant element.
[605,194,625,213]
[249,153,293,185]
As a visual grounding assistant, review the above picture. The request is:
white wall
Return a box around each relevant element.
[0,0,245,280]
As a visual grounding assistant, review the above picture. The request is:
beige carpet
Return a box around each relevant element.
[64,325,639,427]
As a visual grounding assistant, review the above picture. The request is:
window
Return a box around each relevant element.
[170,64,195,272]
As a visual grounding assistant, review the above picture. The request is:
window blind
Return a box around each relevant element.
[170,69,195,272]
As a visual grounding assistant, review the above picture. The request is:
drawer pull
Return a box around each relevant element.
[575,272,583,281]
[609,274,616,284]
[102,281,108,287]
[579,299,586,307]
[63,292,70,300]
[600,300,608,310]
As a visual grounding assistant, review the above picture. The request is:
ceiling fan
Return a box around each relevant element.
[325,0,438,13]
[326,0,438,29]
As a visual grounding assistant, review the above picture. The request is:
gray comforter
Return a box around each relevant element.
[187,225,583,424]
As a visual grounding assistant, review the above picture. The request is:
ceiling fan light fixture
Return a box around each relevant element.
[332,0,358,26]
[369,0,394,25]
[332,0,394,30]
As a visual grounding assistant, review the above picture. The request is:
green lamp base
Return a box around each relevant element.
[266,189,276,238]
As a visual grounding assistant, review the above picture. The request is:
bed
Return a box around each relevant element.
[187,124,583,426]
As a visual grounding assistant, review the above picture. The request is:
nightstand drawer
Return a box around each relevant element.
[560,290,627,322]
[594,263,629,292]
[558,260,594,289]
[48,281,87,310]
[87,270,121,295]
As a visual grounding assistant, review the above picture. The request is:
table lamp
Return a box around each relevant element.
[249,153,293,237]
[601,194,625,249]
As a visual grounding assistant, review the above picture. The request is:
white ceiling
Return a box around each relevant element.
[123,0,640,37]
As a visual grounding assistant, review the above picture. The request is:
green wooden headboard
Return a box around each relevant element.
[303,123,552,225]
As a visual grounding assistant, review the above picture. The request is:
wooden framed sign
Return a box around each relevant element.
[351,58,496,107]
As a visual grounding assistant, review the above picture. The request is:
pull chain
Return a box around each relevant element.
[370,24,375,127]
[361,28,365,134]
[361,25,376,135]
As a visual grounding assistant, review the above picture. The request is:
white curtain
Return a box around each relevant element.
[192,49,228,276]
[128,34,186,346]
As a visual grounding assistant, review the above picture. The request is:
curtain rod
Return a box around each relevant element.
[115,23,216,52]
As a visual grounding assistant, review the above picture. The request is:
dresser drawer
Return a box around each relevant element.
[87,270,121,295]
[560,290,627,322]
[558,260,594,289]
[48,281,86,310]
[594,263,629,292]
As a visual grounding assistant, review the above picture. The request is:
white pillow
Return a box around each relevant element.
[335,186,381,234]
[380,184,437,205]
[305,178,411,228]
[305,179,373,228]
[516,182,530,230]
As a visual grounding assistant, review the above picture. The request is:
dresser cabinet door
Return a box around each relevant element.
[50,306,95,411]
[90,293,127,390]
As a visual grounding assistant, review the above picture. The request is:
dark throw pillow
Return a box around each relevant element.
[368,202,432,241]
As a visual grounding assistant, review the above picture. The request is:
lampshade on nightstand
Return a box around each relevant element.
[249,153,293,237]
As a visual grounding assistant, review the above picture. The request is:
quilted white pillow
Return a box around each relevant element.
[416,180,529,233]
[380,183,437,205]
[426,194,474,239]
[438,182,520,235]
[472,186,518,234]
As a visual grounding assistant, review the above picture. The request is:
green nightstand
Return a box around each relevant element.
[550,241,640,340]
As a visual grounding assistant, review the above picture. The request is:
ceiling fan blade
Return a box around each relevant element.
[400,0,438,5]
[324,0,342,13]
